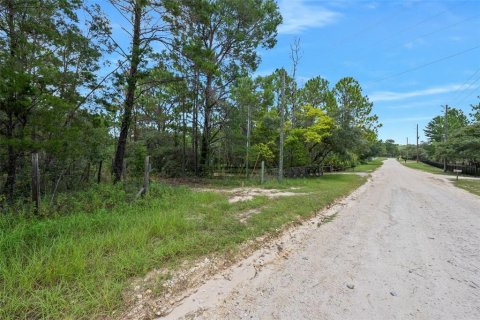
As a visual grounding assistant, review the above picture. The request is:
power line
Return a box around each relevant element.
[411,15,479,44]
[372,44,480,83]
[373,10,448,47]
[378,14,480,54]
[330,7,408,50]
[449,68,480,105]
[454,78,480,106]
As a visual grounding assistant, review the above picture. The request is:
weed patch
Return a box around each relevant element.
[0,174,365,319]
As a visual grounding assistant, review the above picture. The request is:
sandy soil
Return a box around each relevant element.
[158,159,480,320]
[195,187,307,203]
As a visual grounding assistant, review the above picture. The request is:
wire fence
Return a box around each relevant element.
[211,164,354,180]
[422,159,480,177]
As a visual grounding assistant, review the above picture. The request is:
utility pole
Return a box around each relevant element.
[444,104,448,171]
[278,69,285,181]
[406,137,409,161]
[416,124,419,163]
[246,103,251,178]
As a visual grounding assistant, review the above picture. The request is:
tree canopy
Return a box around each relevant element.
[0,0,383,208]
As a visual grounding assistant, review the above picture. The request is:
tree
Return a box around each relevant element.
[438,122,480,164]
[310,77,380,165]
[0,0,109,202]
[297,76,333,110]
[384,139,399,157]
[229,76,261,174]
[110,0,166,182]
[424,107,469,143]
[164,0,282,175]
[289,37,301,126]
[470,97,480,122]
[286,104,334,166]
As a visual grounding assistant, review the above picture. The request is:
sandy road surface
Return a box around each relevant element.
[162,159,480,320]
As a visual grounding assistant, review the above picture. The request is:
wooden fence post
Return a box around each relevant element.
[32,153,40,213]
[136,156,150,199]
[261,161,265,184]
[143,156,150,194]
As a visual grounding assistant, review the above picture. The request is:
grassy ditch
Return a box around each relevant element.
[399,160,480,197]
[400,160,448,175]
[351,157,386,172]
[454,179,480,197]
[0,174,365,319]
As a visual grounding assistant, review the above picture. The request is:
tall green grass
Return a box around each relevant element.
[0,175,364,319]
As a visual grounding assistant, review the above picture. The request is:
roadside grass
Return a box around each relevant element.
[454,179,480,197]
[187,157,386,190]
[0,174,365,319]
[399,160,450,175]
[399,160,480,196]
[345,157,386,173]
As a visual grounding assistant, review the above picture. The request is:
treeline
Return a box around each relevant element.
[422,102,480,166]
[0,0,381,208]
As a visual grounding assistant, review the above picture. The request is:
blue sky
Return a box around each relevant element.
[257,0,480,144]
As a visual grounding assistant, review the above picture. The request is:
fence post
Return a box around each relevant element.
[31,153,40,213]
[135,156,150,199]
[261,161,265,184]
[144,155,150,194]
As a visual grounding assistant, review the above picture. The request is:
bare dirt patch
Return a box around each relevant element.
[195,187,308,203]
[236,208,262,223]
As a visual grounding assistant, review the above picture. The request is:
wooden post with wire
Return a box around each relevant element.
[31,153,40,214]
[416,124,419,162]
[278,69,285,181]
[261,161,265,184]
[444,104,448,172]
[135,156,150,199]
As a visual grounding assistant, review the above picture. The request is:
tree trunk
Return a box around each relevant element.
[97,160,103,184]
[113,3,142,183]
[4,145,17,203]
[200,74,214,175]
[3,0,18,203]
[192,70,199,175]
[182,99,186,174]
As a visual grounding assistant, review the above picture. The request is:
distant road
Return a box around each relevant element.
[165,159,480,320]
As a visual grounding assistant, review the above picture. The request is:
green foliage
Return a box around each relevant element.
[250,143,275,164]
[286,104,334,166]
[436,122,480,162]
[0,0,111,200]
[424,107,469,143]
[469,97,480,122]
[384,139,399,157]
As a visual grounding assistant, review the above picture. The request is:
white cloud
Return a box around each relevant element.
[370,84,466,102]
[278,0,340,34]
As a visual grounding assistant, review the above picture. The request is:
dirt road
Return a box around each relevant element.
[162,159,480,320]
